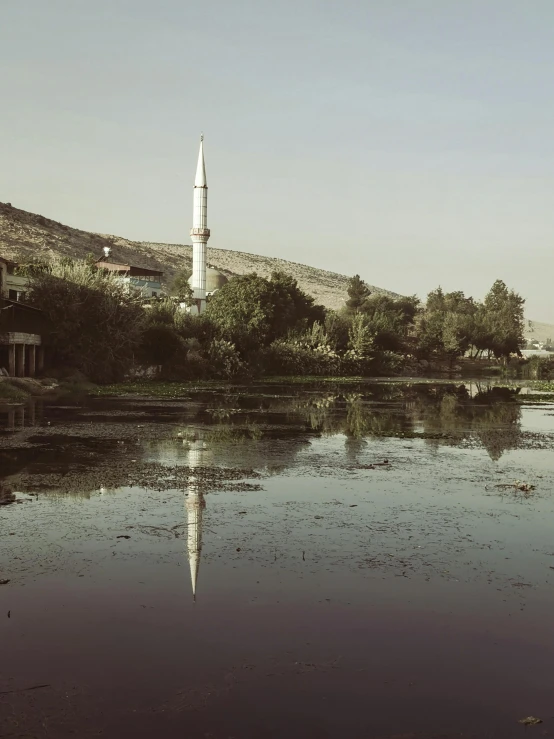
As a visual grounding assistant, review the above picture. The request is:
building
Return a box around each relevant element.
[0,299,46,377]
[0,257,46,377]
[95,248,164,298]
[0,257,28,301]
[185,265,228,304]
[189,135,211,314]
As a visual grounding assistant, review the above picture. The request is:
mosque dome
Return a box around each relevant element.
[188,267,228,294]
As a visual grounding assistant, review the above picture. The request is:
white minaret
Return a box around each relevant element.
[190,135,210,313]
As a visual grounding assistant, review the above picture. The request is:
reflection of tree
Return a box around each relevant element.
[345,398,405,439]
[417,386,522,459]
[472,390,522,461]
[1,385,526,501]
[288,384,522,459]
[344,436,368,463]
[289,394,340,433]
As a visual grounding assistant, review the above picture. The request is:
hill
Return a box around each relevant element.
[0,201,397,311]
[523,320,554,345]
[0,201,551,339]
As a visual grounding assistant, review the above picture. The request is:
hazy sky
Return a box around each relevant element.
[1,1,553,320]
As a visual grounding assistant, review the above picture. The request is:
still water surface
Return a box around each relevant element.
[1,381,554,738]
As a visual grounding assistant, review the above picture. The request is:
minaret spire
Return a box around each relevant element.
[190,134,210,313]
[195,135,207,187]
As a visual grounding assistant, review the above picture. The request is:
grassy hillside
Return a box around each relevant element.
[0,201,551,338]
[0,201,397,311]
[524,320,554,345]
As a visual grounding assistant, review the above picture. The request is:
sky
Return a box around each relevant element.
[1,0,553,321]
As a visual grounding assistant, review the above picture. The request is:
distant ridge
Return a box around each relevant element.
[0,201,397,311]
[0,201,551,339]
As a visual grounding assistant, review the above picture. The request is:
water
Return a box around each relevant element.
[1,381,554,738]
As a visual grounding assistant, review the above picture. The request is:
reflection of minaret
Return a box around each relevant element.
[183,434,212,600]
[190,135,210,314]
[186,486,205,601]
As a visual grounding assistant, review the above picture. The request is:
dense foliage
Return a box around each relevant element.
[415,280,525,362]
[205,271,325,351]
[26,260,145,383]
[25,259,530,382]
[170,268,194,304]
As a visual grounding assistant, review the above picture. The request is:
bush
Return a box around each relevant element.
[265,339,341,376]
[138,323,184,366]
[0,379,29,401]
[207,339,245,379]
[27,260,145,383]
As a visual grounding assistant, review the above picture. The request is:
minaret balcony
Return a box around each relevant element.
[190,228,211,238]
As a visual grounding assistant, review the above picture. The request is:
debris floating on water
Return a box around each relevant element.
[518,716,542,726]
[487,480,536,494]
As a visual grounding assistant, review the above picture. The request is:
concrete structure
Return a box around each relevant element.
[0,308,45,377]
[190,136,210,314]
[186,265,228,301]
[205,266,228,293]
[95,249,163,298]
[0,257,28,301]
[520,349,553,358]
[1,257,46,377]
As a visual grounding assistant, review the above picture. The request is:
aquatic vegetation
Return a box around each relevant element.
[0,380,29,401]
[90,379,229,397]
[530,380,554,393]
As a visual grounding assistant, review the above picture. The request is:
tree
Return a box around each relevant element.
[138,299,184,366]
[417,288,477,359]
[26,259,145,382]
[269,271,326,333]
[347,313,374,359]
[139,324,184,366]
[441,311,474,362]
[359,294,420,351]
[206,272,325,352]
[481,279,525,360]
[170,268,194,304]
[324,311,351,351]
[346,275,371,312]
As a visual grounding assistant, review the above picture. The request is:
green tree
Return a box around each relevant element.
[481,279,525,360]
[359,294,420,351]
[170,268,194,304]
[139,324,184,366]
[347,313,374,358]
[206,272,325,352]
[269,270,326,333]
[324,311,351,351]
[138,298,185,366]
[346,275,371,312]
[26,259,145,382]
[417,288,477,358]
[441,311,474,361]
